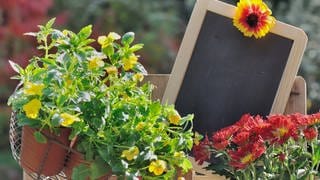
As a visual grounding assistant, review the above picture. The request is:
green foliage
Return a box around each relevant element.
[7,19,194,179]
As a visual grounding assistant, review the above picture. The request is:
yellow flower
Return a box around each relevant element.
[177,177,185,180]
[24,82,45,96]
[174,151,185,158]
[105,66,118,75]
[23,99,41,119]
[136,122,146,131]
[60,113,80,127]
[133,73,144,82]
[88,56,105,70]
[148,160,167,176]
[194,132,202,146]
[168,110,181,125]
[98,32,121,48]
[233,0,276,38]
[122,54,138,71]
[121,146,139,161]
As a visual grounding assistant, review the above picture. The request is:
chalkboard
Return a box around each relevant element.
[162,0,307,134]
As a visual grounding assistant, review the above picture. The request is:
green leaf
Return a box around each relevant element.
[9,60,24,75]
[34,131,47,143]
[41,58,55,66]
[17,114,39,127]
[180,158,193,173]
[121,32,135,45]
[129,43,144,52]
[133,63,147,75]
[45,18,56,29]
[102,45,114,57]
[78,25,92,40]
[72,164,90,180]
[51,113,62,127]
[90,157,111,179]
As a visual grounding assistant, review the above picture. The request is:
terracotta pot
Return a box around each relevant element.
[63,151,90,179]
[20,126,71,176]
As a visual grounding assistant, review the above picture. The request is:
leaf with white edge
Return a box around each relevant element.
[9,60,24,74]
[121,32,135,45]
[133,63,147,75]
[130,44,144,52]
[78,25,92,40]
[45,18,56,29]
[23,32,37,37]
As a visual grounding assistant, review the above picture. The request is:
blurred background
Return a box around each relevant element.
[0,0,319,179]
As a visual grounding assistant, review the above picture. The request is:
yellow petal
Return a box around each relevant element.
[23,99,41,119]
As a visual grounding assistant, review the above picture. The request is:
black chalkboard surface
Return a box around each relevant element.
[175,11,292,133]
[162,0,307,134]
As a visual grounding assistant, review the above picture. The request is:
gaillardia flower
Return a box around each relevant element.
[233,0,276,38]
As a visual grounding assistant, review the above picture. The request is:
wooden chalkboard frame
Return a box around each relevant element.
[162,0,307,115]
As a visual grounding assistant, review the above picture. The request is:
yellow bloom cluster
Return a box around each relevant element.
[168,110,181,125]
[88,56,105,70]
[98,32,121,48]
[148,160,167,176]
[174,151,185,158]
[60,113,80,127]
[135,122,146,131]
[23,99,42,119]
[105,66,118,75]
[24,82,45,96]
[121,146,139,161]
[122,54,138,71]
[133,73,144,82]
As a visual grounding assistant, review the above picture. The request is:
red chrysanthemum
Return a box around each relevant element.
[289,113,309,127]
[212,125,238,150]
[228,137,265,169]
[307,113,320,126]
[303,127,318,141]
[232,131,250,146]
[265,115,298,145]
[192,135,211,165]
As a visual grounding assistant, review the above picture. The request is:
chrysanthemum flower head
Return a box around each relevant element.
[265,115,298,144]
[228,137,265,169]
[233,0,276,38]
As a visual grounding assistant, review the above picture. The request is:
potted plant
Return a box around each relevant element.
[8,19,194,179]
[193,113,320,179]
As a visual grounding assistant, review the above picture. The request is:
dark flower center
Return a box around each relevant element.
[246,13,259,28]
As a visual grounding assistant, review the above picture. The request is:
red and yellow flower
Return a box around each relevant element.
[228,138,265,169]
[233,0,276,38]
[303,127,318,141]
[265,115,298,144]
[212,125,238,150]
